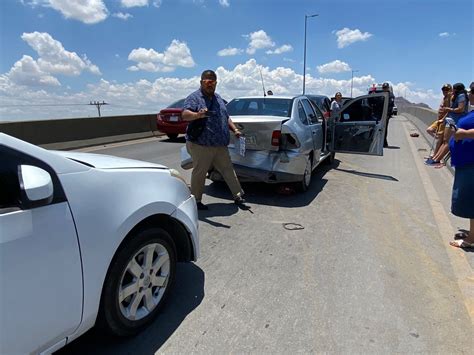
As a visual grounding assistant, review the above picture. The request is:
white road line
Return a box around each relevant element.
[403,120,474,325]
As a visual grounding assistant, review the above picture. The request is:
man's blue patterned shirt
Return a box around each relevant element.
[184,89,230,146]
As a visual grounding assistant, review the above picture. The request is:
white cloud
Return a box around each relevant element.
[21,32,101,76]
[2,55,61,87]
[317,60,351,74]
[0,59,441,121]
[219,0,230,7]
[48,0,108,24]
[128,40,195,72]
[439,32,455,38]
[334,28,373,48]
[120,0,161,7]
[121,0,148,7]
[283,57,295,62]
[266,44,293,55]
[112,12,133,20]
[217,47,243,56]
[246,30,275,54]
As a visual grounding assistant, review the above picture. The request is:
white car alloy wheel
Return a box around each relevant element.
[118,243,170,321]
[98,227,176,336]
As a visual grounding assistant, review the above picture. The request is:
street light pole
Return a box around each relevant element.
[303,13,318,95]
[350,69,359,98]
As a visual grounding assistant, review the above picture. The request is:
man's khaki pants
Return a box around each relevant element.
[186,141,242,202]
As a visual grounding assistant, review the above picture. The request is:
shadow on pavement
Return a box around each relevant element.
[202,160,337,208]
[56,263,205,355]
[334,167,399,182]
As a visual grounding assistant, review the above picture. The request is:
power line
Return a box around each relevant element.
[0,103,89,107]
[89,100,108,117]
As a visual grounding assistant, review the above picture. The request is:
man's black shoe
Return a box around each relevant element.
[234,196,246,205]
[196,202,208,210]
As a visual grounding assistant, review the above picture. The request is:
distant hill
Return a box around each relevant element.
[395,97,432,110]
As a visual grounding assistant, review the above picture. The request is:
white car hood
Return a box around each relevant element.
[53,151,167,169]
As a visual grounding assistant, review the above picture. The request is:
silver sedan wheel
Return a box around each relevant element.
[299,157,312,191]
[118,243,170,321]
[303,158,312,187]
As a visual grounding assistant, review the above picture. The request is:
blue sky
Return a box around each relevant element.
[0,0,472,121]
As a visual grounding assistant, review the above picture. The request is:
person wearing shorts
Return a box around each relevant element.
[427,83,468,167]
[448,110,474,249]
[426,84,451,162]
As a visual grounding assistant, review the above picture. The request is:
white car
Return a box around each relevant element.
[0,133,199,354]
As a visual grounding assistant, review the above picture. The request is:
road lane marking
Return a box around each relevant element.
[403,120,474,326]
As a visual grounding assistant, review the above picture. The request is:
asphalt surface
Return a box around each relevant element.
[57,115,473,354]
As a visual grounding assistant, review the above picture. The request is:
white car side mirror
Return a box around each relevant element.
[19,165,54,206]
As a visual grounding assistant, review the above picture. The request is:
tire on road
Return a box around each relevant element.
[297,155,312,192]
[97,227,177,336]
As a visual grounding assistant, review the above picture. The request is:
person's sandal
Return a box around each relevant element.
[449,239,474,249]
[455,231,469,240]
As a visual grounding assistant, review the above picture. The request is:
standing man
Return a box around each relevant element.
[182,70,245,210]
[382,82,395,147]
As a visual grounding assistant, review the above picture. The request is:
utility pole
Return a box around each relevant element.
[303,13,318,95]
[350,70,359,98]
[89,101,108,117]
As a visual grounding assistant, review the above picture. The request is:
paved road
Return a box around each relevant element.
[57,115,473,354]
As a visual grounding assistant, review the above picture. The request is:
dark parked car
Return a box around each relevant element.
[156,99,187,140]
[305,94,332,119]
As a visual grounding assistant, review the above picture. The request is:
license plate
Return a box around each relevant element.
[238,136,246,157]
[169,116,178,122]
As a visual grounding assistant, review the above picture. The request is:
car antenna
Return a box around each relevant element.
[259,67,266,97]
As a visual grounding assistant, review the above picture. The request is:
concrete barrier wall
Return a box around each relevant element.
[1,106,437,150]
[401,106,437,126]
[0,114,159,148]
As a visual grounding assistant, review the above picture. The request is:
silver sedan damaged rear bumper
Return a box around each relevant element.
[212,147,306,183]
[180,145,307,184]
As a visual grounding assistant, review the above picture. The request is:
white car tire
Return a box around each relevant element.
[97,227,177,336]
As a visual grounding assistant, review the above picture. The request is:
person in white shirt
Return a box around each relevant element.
[330,92,343,116]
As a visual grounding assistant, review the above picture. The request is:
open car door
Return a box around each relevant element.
[329,92,388,156]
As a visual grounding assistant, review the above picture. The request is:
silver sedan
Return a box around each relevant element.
[182,94,388,191]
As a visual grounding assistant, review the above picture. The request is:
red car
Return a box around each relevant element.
[156,99,187,140]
